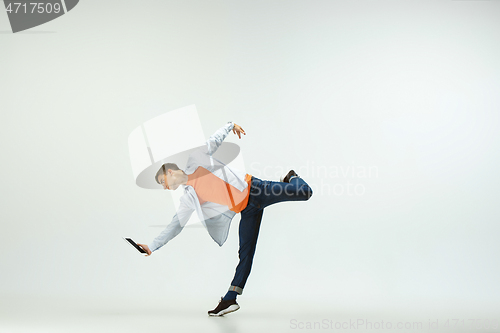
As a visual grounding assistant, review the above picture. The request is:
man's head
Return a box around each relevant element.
[155,163,184,190]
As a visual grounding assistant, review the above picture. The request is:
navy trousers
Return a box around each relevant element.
[228,175,313,295]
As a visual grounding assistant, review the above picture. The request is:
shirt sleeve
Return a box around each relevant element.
[148,198,195,252]
[206,122,234,156]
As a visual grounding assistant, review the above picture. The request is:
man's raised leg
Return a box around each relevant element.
[257,175,313,209]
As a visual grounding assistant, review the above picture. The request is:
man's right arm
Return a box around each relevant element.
[147,200,195,253]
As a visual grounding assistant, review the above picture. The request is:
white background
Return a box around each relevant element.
[1,1,499,332]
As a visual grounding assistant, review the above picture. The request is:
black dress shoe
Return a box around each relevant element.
[280,170,298,183]
[208,297,240,316]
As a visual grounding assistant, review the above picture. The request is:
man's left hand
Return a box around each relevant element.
[232,123,246,139]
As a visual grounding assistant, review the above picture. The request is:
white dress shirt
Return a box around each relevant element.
[149,122,249,252]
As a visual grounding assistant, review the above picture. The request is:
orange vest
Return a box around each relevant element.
[187,166,252,213]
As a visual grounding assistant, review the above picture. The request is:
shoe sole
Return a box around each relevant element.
[208,304,240,317]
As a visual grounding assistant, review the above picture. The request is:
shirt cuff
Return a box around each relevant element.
[148,243,158,253]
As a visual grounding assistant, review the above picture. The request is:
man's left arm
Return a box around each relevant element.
[206,121,246,155]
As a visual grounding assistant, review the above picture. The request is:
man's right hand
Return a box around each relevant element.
[137,243,152,256]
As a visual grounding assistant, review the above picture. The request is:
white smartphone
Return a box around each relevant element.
[123,237,148,255]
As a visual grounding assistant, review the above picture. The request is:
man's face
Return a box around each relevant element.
[158,169,178,190]
[158,170,170,190]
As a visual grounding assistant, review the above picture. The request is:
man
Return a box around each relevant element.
[137,121,313,316]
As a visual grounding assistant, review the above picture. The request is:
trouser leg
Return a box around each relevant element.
[256,176,313,209]
[228,207,264,295]
[227,176,312,295]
